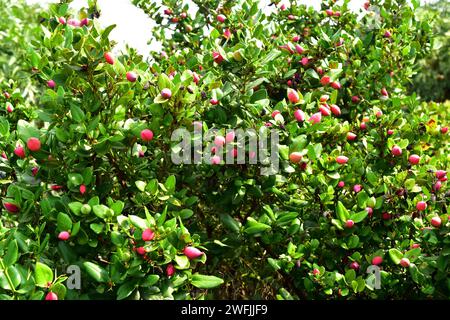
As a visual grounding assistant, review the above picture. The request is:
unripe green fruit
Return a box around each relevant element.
[81,204,91,215]
[367,197,376,208]
[232,49,244,61]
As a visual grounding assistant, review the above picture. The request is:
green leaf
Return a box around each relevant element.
[68,173,83,186]
[4,240,18,267]
[135,181,147,192]
[35,262,53,287]
[68,202,83,215]
[336,201,350,222]
[350,210,368,223]
[244,218,271,234]
[191,274,224,289]
[93,205,109,219]
[83,262,109,283]
[70,105,85,123]
[164,175,176,193]
[175,255,190,269]
[57,212,72,232]
[117,281,136,300]
[389,248,403,264]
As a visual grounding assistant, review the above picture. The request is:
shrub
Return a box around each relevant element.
[0,0,448,300]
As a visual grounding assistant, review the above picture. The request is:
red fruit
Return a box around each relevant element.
[433,181,442,191]
[47,80,56,89]
[6,104,14,113]
[330,81,341,90]
[1,152,7,159]
[352,96,360,103]
[271,110,281,118]
[289,152,303,163]
[416,201,427,211]
[441,127,448,134]
[58,231,70,241]
[27,137,41,152]
[166,264,175,277]
[338,181,345,188]
[136,246,146,255]
[387,129,394,135]
[45,292,58,300]
[287,80,292,87]
[230,148,238,158]
[104,52,115,65]
[138,150,145,158]
[171,17,179,23]
[164,9,172,15]
[210,98,219,105]
[294,109,305,122]
[51,185,63,191]
[14,146,25,159]
[32,167,39,176]
[287,88,300,104]
[345,220,355,228]
[161,88,172,99]
[214,136,226,147]
[381,88,389,96]
[309,112,322,124]
[384,31,392,38]
[217,14,226,23]
[320,76,331,86]
[350,262,360,270]
[80,18,89,26]
[360,122,367,130]
[180,12,187,19]
[347,132,357,141]
[391,145,402,157]
[376,110,383,118]
[183,246,204,260]
[223,28,232,39]
[366,207,373,218]
[3,202,19,213]
[312,268,320,276]
[301,57,309,66]
[58,17,66,24]
[79,184,86,194]
[126,71,137,82]
[320,95,329,102]
[372,256,383,265]
[334,11,341,17]
[364,1,370,10]
[142,228,155,241]
[400,258,410,268]
[336,156,349,164]
[382,212,391,220]
[319,105,331,116]
[411,243,420,249]
[140,129,154,142]
[435,170,446,179]
[192,72,200,84]
[325,9,334,16]
[292,35,300,42]
[330,104,341,116]
[409,154,420,165]
[211,155,221,165]
[212,51,224,64]
[431,216,441,227]
[287,14,295,20]
[353,184,362,193]
[316,67,324,75]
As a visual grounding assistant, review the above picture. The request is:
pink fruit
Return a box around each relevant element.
[334,11,341,17]
[180,12,187,19]
[391,145,402,157]
[79,184,86,195]
[338,181,345,188]
[211,155,221,165]
[347,132,357,141]
[136,246,146,255]
[313,268,320,275]
[330,104,341,116]
[320,76,331,86]
[316,67,324,75]
[217,14,226,23]
[360,122,367,130]
[408,154,420,165]
[400,258,410,268]
[292,35,300,42]
[416,201,427,211]
[6,104,14,113]
[384,31,392,38]
[47,80,56,89]
[166,264,175,277]
[249,151,256,159]
[319,105,331,116]
[353,184,362,193]
[126,71,137,82]
[271,110,281,118]
[433,181,442,191]
[164,9,172,15]
[325,9,334,16]
[294,109,305,122]
[45,292,58,300]
[1,152,7,159]
[320,95,329,102]
[212,51,224,64]
[309,112,322,124]
[352,96,360,103]
[161,88,172,99]
[80,18,89,26]
[214,136,226,147]
[431,216,441,227]
[279,3,286,10]
[58,17,66,24]
[411,244,420,249]
[345,220,355,228]
[3,202,19,213]
[67,18,81,27]
[104,52,115,65]
[364,1,370,10]
[435,170,446,179]
[376,110,383,118]
[14,146,25,159]
[350,261,360,270]
[27,137,41,152]
[331,82,341,90]
[381,88,389,96]
[210,98,219,105]
[51,185,63,191]
[287,88,300,103]
[225,131,235,143]
[142,228,155,241]
[184,246,203,259]
[230,148,238,158]
[336,156,349,164]
[32,167,39,176]
[58,231,70,241]
[301,57,309,66]
[289,152,303,163]
[372,256,383,265]
[223,28,231,39]
[387,129,394,135]
[441,127,448,134]
[140,129,154,142]
[366,207,373,218]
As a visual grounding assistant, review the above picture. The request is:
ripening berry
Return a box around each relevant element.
[338,181,345,188]
[319,105,331,116]
[136,247,146,255]
[3,202,19,213]
[14,146,25,159]
[217,14,226,23]
[408,154,420,165]
[211,155,221,165]
[431,216,441,227]
[400,258,410,268]
[166,264,175,277]
[183,246,204,259]
[350,261,360,270]
[287,88,300,103]
[294,109,305,122]
[161,88,172,99]
[347,132,357,141]
[336,156,349,164]
[212,51,224,64]
[345,220,354,228]
[210,98,219,105]
[214,136,226,147]
[372,256,383,265]
[320,76,331,86]
[47,80,56,89]
[353,184,362,193]
[330,104,341,116]
[435,170,446,179]
[79,184,86,194]
[309,112,322,124]
[223,28,231,39]
[391,145,402,157]
[104,52,115,65]
[289,152,303,163]
[27,137,41,152]
[140,129,154,142]
[330,82,341,90]
[126,71,137,82]
[45,292,58,300]
[416,201,427,211]
[58,231,70,241]
[142,228,155,241]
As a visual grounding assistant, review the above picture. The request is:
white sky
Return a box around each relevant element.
[26,0,435,59]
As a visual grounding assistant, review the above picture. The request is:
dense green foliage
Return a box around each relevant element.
[0,0,448,300]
